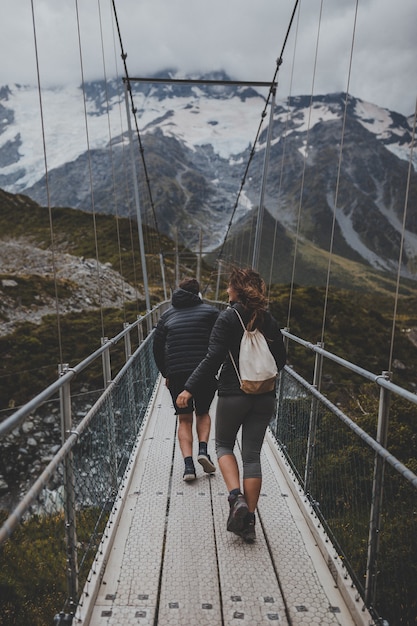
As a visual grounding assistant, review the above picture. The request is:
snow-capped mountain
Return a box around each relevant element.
[0,72,416,280]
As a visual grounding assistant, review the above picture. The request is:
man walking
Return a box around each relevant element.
[152,278,219,481]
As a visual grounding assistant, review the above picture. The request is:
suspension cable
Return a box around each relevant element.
[30,0,64,366]
[109,9,142,314]
[388,97,417,373]
[110,0,173,293]
[286,0,324,329]
[97,0,128,322]
[267,4,300,303]
[75,0,106,338]
[319,0,359,347]
[215,0,300,269]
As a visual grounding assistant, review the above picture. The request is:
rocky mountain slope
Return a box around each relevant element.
[0,189,170,338]
[0,238,141,337]
[0,73,416,282]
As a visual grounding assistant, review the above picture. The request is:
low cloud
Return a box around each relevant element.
[1,0,415,116]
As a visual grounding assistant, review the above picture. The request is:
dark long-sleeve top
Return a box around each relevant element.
[152,288,219,379]
[184,302,287,397]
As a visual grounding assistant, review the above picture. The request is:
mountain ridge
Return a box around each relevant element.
[0,73,416,283]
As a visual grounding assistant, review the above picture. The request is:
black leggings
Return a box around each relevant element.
[215,394,275,479]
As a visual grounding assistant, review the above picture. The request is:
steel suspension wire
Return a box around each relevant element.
[111,0,173,294]
[108,9,142,313]
[214,0,300,271]
[319,0,359,349]
[387,97,417,373]
[267,5,300,303]
[30,0,64,366]
[286,0,324,329]
[98,0,146,317]
[75,0,106,339]
[97,0,128,322]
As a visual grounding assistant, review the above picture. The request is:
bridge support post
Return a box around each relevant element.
[137,316,144,344]
[197,229,202,285]
[160,253,168,300]
[59,363,78,619]
[215,260,222,300]
[174,227,180,287]
[304,343,324,494]
[272,361,286,434]
[365,371,391,611]
[101,337,112,388]
[123,323,132,361]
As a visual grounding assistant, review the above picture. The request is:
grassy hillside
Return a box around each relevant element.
[215,208,417,296]
[268,283,417,390]
[0,188,178,288]
[1,283,417,412]
[1,188,417,411]
[0,189,213,409]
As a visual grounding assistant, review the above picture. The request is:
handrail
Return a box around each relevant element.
[0,304,170,438]
[281,328,417,405]
[1,304,416,624]
[285,365,417,488]
[0,331,155,545]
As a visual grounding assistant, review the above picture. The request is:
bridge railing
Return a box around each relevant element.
[0,302,169,624]
[1,308,417,625]
[271,329,417,626]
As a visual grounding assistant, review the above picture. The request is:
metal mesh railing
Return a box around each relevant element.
[375,463,417,623]
[0,307,164,626]
[270,351,417,626]
[1,308,417,625]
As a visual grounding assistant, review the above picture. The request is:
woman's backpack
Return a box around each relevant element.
[229,308,278,394]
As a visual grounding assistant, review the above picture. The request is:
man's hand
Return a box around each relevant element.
[176,390,192,408]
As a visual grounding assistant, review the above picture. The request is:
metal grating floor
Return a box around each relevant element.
[76,378,374,626]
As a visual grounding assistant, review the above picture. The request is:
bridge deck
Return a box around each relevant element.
[76,378,371,626]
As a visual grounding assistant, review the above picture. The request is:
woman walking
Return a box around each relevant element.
[177,267,286,542]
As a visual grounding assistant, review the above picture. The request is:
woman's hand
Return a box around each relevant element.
[176,390,192,408]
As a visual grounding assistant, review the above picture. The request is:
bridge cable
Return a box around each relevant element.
[267,5,300,302]
[388,98,417,373]
[30,0,64,366]
[319,0,359,348]
[75,0,106,339]
[214,0,300,271]
[97,0,128,322]
[108,9,143,314]
[99,0,147,316]
[286,0,324,330]
[111,0,173,294]
[104,0,149,316]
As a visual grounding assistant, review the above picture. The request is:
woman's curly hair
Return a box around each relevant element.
[228,267,268,330]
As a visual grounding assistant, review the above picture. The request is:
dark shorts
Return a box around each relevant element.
[167,373,217,416]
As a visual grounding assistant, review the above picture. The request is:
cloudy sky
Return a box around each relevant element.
[0,0,416,116]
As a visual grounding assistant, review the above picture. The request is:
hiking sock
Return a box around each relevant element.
[229,488,241,498]
[198,441,208,456]
[184,456,194,469]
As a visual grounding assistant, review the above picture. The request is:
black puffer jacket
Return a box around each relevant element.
[152,288,219,378]
[184,302,287,397]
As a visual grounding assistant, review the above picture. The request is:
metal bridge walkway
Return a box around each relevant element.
[76,377,370,626]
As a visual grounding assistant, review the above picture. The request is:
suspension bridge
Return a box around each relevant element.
[1,1,417,625]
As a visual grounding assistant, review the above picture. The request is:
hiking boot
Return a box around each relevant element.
[197,453,216,474]
[227,493,249,534]
[239,512,256,543]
